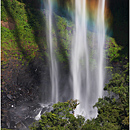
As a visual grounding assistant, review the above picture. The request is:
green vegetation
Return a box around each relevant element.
[1,0,121,68]
[105,37,122,62]
[1,0,128,129]
[30,99,85,130]
[92,64,129,130]
[1,0,74,68]
[30,63,129,130]
[1,0,42,67]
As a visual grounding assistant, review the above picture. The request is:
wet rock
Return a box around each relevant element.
[23,118,35,127]
[16,122,27,130]
[6,120,10,128]
[1,52,50,129]
[2,123,8,128]
[7,94,12,100]
[41,107,47,114]
[10,121,16,129]
[19,88,22,90]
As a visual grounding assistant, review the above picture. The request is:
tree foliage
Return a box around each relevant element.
[92,63,129,130]
[30,63,129,130]
[30,99,86,130]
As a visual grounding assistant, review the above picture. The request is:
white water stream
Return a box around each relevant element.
[71,0,89,117]
[48,0,59,103]
[97,0,106,98]
[5,1,107,129]
[71,0,106,119]
[46,0,106,119]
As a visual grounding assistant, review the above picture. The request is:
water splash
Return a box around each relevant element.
[35,109,42,120]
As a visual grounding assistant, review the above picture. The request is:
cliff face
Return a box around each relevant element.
[1,0,126,129]
[1,0,47,128]
[1,0,72,128]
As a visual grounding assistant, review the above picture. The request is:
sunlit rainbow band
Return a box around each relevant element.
[48,0,112,32]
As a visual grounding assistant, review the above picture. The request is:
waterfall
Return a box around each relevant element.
[71,0,88,117]
[71,0,106,119]
[47,0,59,103]
[97,0,106,98]
[45,0,106,118]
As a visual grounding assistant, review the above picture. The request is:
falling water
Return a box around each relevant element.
[71,0,88,117]
[4,1,108,129]
[46,0,106,119]
[47,0,59,103]
[97,0,106,98]
[71,0,106,119]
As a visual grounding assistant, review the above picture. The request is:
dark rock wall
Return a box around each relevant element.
[108,0,129,56]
